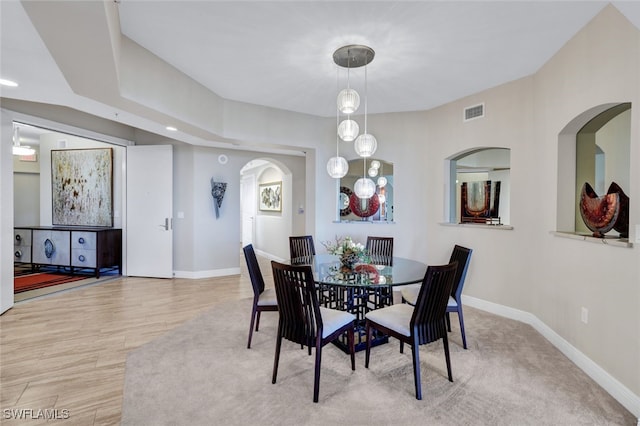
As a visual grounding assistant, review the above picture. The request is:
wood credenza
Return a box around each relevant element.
[14,226,122,278]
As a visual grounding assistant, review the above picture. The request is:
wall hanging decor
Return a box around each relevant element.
[210,179,227,219]
[579,181,628,238]
[51,148,113,227]
[259,181,282,212]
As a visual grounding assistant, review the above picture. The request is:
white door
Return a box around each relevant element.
[126,145,173,278]
[240,174,255,247]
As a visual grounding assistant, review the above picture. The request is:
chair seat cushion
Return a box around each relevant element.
[257,288,278,306]
[319,307,355,338]
[400,284,420,306]
[447,296,458,308]
[402,284,459,309]
[365,303,414,337]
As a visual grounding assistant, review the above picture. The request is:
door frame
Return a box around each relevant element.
[1,109,132,310]
[240,173,256,248]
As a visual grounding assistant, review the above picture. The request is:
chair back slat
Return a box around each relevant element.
[272,261,322,346]
[366,236,393,266]
[289,236,316,260]
[411,262,458,345]
[243,244,265,296]
[449,245,473,300]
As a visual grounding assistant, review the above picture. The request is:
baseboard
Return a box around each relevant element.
[173,267,241,279]
[173,249,285,279]
[254,249,286,263]
[463,295,640,421]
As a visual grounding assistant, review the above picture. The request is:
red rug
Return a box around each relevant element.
[14,273,88,293]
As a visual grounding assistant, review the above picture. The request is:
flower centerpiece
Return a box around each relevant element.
[322,236,369,272]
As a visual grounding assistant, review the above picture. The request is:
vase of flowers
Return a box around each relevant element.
[322,236,368,272]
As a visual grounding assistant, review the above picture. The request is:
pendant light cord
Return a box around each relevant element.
[363,62,368,181]
[336,66,340,157]
[363,156,366,181]
[364,62,368,133]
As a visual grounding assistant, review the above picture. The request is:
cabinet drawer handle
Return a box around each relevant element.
[78,255,86,262]
[78,237,85,244]
[44,239,55,258]
[15,234,21,242]
[15,250,22,258]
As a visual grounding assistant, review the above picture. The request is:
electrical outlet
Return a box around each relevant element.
[581,307,588,324]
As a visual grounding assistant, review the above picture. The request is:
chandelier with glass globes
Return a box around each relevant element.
[326,45,379,200]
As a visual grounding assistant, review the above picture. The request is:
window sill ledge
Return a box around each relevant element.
[439,222,514,230]
[334,220,396,224]
[551,231,633,248]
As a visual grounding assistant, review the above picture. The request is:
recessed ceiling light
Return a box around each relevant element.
[0,78,18,87]
[166,126,177,131]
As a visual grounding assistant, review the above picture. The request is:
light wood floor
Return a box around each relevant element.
[1,256,269,425]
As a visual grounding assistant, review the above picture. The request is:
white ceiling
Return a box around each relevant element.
[117,0,640,117]
[1,1,640,138]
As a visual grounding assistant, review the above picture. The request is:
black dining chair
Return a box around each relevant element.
[365,236,394,309]
[365,262,458,400]
[243,244,278,349]
[271,261,356,403]
[366,236,394,266]
[289,235,316,261]
[400,245,473,349]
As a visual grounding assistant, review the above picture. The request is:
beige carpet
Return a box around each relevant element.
[121,299,634,426]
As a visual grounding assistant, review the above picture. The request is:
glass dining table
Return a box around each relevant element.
[286,253,428,352]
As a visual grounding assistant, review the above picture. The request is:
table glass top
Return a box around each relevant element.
[287,254,427,287]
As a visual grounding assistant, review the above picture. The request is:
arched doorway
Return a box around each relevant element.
[240,158,293,261]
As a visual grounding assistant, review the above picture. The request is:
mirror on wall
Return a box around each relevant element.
[338,159,394,222]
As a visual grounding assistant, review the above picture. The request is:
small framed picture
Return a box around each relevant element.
[259,181,282,212]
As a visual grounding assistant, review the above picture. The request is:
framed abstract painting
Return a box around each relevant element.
[259,181,282,212]
[51,148,113,226]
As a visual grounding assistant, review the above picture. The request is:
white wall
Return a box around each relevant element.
[318,110,431,259]
[13,145,40,227]
[597,108,631,194]
[421,5,640,405]
[489,169,510,224]
[529,6,639,399]
[13,148,40,226]
[1,112,15,314]
[172,145,306,277]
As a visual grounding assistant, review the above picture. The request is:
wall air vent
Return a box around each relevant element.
[464,103,485,122]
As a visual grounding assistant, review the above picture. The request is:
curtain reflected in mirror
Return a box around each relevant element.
[339,159,393,222]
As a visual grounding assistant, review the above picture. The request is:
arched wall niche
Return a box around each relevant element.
[557,102,631,237]
[445,147,511,225]
[338,158,394,222]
